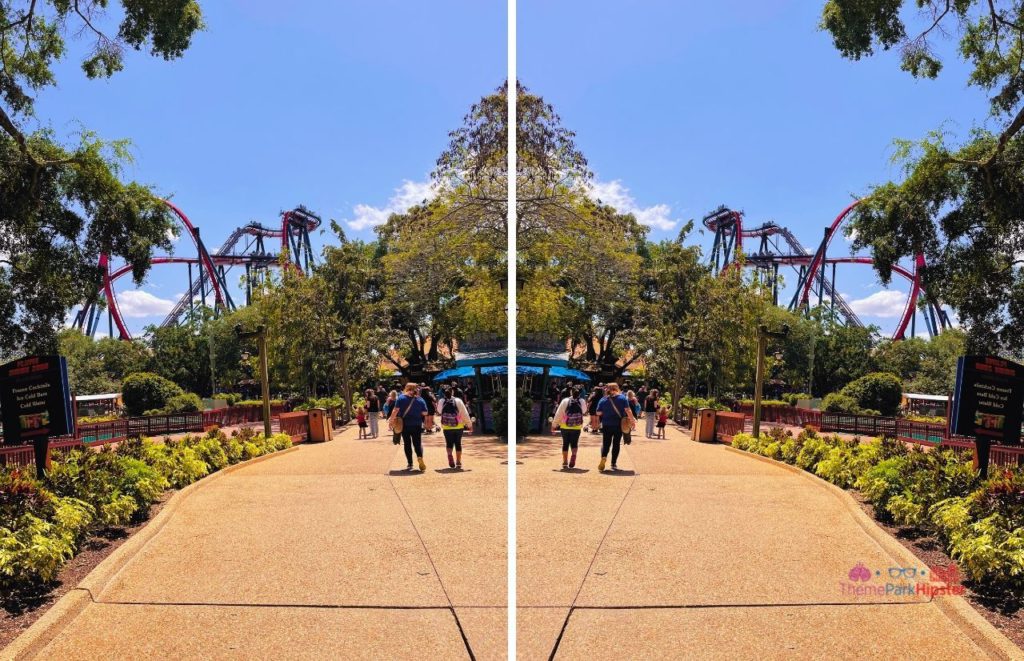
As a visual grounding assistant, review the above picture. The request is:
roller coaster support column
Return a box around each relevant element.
[236,324,272,438]
[753,324,789,438]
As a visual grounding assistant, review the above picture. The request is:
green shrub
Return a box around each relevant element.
[946,514,1024,587]
[122,372,184,416]
[164,393,202,414]
[840,372,903,416]
[731,432,755,451]
[822,392,859,414]
[214,392,243,406]
[782,393,812,406]
[189,437,229,471]
[931,496,973,541]
[0,514,77,586]
[796,436,835,471]
[856,456,909,515]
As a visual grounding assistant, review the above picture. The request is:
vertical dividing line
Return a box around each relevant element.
[507,1,517,658]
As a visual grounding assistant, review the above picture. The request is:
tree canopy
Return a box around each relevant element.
[821,0,1024,354]
[0,1,204,354]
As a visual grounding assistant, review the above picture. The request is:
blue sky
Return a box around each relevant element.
[40,0,505,335]
[519,0,989,337]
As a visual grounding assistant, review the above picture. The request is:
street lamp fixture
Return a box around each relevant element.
[235,324,272,438]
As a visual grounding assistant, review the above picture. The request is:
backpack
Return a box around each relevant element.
[564,399,584,428]
[440,399,460,428]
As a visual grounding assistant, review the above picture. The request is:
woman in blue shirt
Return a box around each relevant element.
[595,382,637,472]
[388,383,429,471]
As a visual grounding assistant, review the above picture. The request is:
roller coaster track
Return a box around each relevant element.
[703,203,950,340]
[74,201,321,340]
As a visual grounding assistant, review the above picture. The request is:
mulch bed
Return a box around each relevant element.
[852,492,1024,649]
[0,494,170,651]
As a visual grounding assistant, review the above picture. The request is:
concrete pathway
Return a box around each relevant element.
[517,424,1022,660]
[8,426,507,660]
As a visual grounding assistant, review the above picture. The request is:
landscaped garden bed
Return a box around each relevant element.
[729,426,1024,646]
[0,427,293,634]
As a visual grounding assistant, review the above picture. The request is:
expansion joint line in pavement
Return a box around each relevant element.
[548,446,638,661]
[386,445,476,661]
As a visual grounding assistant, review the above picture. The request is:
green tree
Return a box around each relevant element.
[821,1,1024,353]
[0,1,204,354]
[57,328,117,395]
[809,317,879,397]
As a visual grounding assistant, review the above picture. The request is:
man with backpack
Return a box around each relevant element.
[436,387,473,469]
[551,386,589,469]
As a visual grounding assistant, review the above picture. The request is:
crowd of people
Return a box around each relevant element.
[550,383,670,471]
[352,382,475,472]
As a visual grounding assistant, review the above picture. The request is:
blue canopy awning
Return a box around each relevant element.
[479,365,544,376]
[549,367,591,381]
[432,366,476,381]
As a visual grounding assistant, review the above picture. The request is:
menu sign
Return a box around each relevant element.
[0,355,74,445]
[950,355,1024,445]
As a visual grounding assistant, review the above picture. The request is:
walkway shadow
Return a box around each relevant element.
[434,468,473,474]
[600,469,637,476]
[387,469,425,476]
[552,468,590,474]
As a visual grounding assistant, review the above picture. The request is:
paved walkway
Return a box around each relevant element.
[517,424,1022,660]
[9,426,507,660]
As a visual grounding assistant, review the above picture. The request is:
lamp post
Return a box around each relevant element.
[235,324,271,438]
[753,324,790,438]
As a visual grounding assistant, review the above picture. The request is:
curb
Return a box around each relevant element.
[723,445,1024,660]
[2,445,303,661]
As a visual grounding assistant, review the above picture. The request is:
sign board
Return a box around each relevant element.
[0,355,74,445]
[950,355,1024,445]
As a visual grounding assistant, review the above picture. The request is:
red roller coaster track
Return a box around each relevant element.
[704,201,945,341]
[78,200,320,340]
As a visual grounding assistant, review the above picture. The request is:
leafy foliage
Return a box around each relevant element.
[121,372,184,416]
[821,0,1024,354]
[0,1,204,354]
[1,427,290,593]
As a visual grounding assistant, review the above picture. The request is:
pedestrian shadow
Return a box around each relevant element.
[434,468,473,474]
[552,468,590,474]
[601,469,637,476]
[387,469,424,476]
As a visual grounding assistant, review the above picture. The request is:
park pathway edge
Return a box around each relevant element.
[1,446,301,661]
[723,444,1023,660]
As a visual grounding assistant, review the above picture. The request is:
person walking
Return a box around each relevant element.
[421,386,438,433]
[388,383,428,471]
[436,387,473,469]
[382,389,400,446]
[365,389,381,438]
[657,405,669,439]
[643,389,660,438]
[625,390,642,445]
[551,386,588,468]
[586,385,604,434]
[596,382,636,472]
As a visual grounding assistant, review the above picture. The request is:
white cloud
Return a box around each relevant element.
[117,290,177,318]
[587,179,678,231]
[848,290,907,318]
[345,179,437,231]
